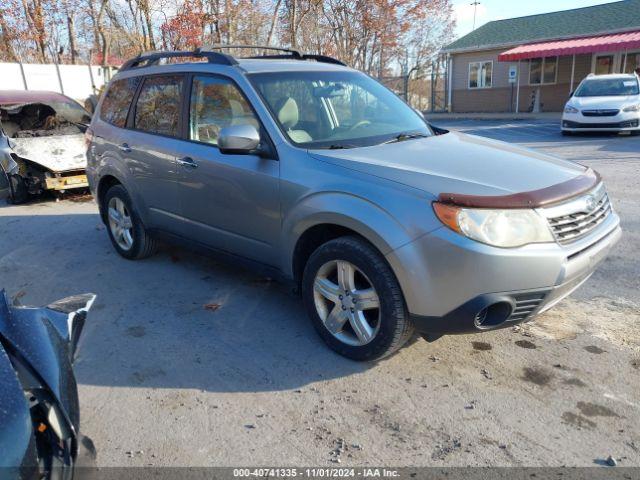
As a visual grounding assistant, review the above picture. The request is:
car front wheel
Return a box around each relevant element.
[103,184,157,259]
[302,236,414,361]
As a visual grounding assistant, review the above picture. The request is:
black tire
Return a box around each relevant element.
[102,184,157,259]
[8,174,29,204]
[302,236,414,361]
[630,130,640,137]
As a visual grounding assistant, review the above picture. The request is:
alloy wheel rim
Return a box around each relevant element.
[313,260,381,346]
[107,197,134,251]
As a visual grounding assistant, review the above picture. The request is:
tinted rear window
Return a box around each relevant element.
[100,77,141,127]
[133,75,183,137]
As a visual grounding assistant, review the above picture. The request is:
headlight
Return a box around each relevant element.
[433,202,554,248]
[622,104,640,112]
[564,105,579,114]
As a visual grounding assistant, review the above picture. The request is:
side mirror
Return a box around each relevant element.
[218,124,261,155]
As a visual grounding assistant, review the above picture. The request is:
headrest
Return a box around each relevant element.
[276,97,299,129]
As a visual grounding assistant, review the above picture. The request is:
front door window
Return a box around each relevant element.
[189,75,259,146]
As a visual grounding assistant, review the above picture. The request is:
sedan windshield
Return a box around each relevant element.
[575,78,639,97]
[248,70,431,148]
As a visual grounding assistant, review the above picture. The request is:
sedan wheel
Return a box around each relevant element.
[107,197,134,251]
[313,260,381,346]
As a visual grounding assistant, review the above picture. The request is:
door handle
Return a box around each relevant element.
[177,156,198,168]
[118,143,132,153]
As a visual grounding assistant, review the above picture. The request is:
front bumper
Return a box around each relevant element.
[561,112,640,131]
[45,173,89,191]
[386,211,621,335]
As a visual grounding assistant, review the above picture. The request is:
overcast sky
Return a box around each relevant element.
[452,0,622,38]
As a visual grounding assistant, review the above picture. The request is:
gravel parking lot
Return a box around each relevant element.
[1,119,638,468]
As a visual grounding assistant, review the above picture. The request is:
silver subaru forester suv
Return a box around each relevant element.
[86,46,621,361]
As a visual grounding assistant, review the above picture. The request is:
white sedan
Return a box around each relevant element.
[562,73,640,135]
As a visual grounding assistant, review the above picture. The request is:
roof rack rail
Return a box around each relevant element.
[120,48,238,71]
[119,45,347,71]
[204,44,347,66]
[203,44,303,58]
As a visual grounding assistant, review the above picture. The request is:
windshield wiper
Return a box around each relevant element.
[383,132,430,144]
[317,143,358,150]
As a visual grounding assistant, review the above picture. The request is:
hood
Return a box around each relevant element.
[568,95,638,110]
[309,131,586,197]
[10,134,86,172]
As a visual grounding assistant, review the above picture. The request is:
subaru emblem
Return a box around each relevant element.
[585,195,597,211]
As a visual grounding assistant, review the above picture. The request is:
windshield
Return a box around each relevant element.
[248,71,431,148]
[575,78,639,97]
[0,98,91,138]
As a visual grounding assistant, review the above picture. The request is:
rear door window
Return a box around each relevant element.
[133,75,184,137]
[100,77,141,128]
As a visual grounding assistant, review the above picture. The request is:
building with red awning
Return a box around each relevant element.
[441,0,640,113]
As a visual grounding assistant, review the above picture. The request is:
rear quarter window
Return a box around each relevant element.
[100,77,141,128]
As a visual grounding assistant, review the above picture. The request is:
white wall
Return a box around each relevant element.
[0,63,109,100]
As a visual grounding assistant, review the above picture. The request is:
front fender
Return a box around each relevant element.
[0,136,17,201]
[281,191,416,277]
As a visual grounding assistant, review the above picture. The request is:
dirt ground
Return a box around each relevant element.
[0,122,638,467]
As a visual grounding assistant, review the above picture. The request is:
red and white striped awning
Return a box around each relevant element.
[498,30,640,61]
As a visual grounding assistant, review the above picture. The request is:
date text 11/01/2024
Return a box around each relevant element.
[232,468,400,477]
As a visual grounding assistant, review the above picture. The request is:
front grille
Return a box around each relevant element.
[582,109,619,117]
[507,292,547,322]
[546,187,612,244]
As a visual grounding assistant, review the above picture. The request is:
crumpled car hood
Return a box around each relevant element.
[10,134,86,172]
[309,131,586,197]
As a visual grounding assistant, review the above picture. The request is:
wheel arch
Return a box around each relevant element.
[95,169,148,226]
[97,174,122,220]
[284,193,416,283]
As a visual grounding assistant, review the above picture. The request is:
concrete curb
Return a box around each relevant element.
[424,112,561,121]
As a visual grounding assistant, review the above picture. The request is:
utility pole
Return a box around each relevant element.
[471,1,481,31]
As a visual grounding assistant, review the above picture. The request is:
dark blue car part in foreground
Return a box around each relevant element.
[0,290,95,479]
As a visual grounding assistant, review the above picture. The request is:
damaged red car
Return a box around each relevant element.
[0,90,92,203]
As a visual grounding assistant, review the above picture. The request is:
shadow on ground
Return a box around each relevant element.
[0,210,367,393]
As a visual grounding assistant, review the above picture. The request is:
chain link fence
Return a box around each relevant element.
[377,61,448,113]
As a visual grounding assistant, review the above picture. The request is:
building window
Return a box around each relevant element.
[623,52,640,73]
[529,57,557,85]
[468,61,492,88]
[594,55,614,75]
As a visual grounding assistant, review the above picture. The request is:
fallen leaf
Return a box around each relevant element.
[12,290,26,305]
[203,303,221,312]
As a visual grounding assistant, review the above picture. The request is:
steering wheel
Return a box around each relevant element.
[349,120,371,131]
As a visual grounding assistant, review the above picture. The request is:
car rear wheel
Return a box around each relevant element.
[103,184,157,259]
[302,236,414,361]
